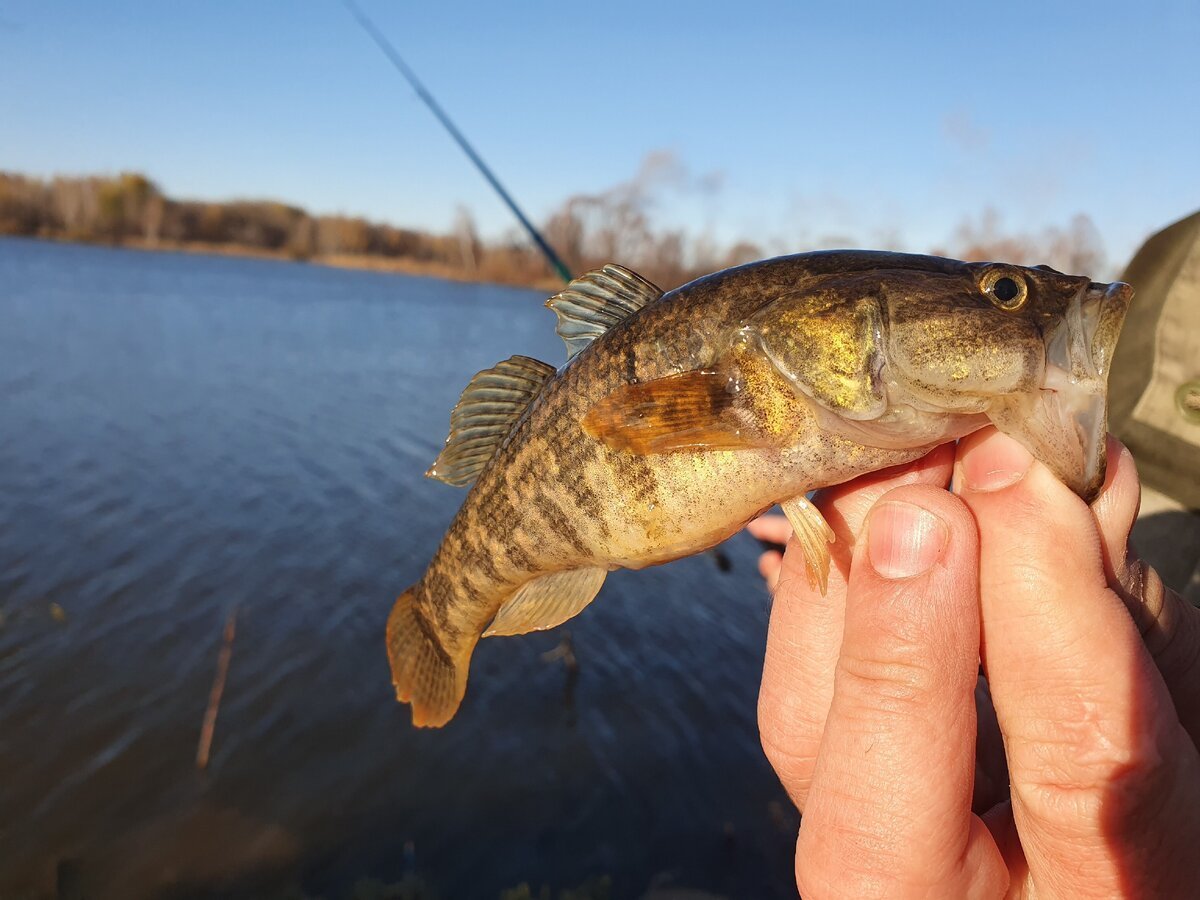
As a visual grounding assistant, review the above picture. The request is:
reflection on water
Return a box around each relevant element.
[0,239,796,898]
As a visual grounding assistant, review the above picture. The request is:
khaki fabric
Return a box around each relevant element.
[1110,210,1200,510]
[1109,210,1200,605]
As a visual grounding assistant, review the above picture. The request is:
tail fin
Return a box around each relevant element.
[386,586,468,727]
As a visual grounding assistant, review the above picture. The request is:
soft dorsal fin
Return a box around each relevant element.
[545,264,663,359]
[426,355,556,487]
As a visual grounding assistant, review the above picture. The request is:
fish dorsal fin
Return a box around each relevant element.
[484,567,608,637]
[546,264,663,360]
[426,355,556,487]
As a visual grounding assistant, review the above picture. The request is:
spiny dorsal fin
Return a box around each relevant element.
[545,264,663,360]
[426,355,556,487]
[484,567,608,637]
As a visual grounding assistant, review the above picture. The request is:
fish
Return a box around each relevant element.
[388,251,1132,726]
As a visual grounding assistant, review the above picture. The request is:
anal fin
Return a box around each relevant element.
[781,496,836,596]
[484,567,607,637]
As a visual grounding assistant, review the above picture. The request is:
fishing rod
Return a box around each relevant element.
[339,0,573,284]
[341,1,736,575]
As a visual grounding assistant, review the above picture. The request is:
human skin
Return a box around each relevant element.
[755,427,1200,898]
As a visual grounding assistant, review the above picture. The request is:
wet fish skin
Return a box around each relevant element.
[387,251,1132,726]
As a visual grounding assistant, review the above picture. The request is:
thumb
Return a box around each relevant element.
[795,484,1006,898]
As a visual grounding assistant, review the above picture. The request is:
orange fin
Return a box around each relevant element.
[581,370,768,454]
[386,585,469,727]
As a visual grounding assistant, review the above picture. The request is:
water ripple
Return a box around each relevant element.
[0,239,796,899]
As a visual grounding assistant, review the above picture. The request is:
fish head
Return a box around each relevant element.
[879,261,1133,502]
[744,253,1132,502]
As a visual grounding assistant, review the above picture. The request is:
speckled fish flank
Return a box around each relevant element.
[387,252,1133,726]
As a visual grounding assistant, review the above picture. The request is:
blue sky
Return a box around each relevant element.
[1,0,1197,268]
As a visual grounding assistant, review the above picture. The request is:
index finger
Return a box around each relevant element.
[956,428,1200,896]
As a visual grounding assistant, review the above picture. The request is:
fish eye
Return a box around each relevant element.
[993,277,1020,302]
[980,269,1028,311]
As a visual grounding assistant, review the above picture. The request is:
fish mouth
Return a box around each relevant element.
[988,280,1133,502]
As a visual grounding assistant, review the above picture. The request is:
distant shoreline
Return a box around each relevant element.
[0,170,578,293]
[2,169,1118,293]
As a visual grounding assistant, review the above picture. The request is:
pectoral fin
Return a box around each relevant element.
[484,567,608,637]
[582,370,772,454]
[780,496,835,595]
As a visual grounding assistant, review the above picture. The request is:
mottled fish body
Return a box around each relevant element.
[389,251,1132,726]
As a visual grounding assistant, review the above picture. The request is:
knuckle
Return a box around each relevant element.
[758,706,820,805]
[758,719,818,773]
[833,633,939,719]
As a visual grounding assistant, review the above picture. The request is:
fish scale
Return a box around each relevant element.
[387,252,1132,726]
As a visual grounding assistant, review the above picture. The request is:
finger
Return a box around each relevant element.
[1089,435,1141,588]
[757,548,784,592]
[795,485,1007,897]
[818,442,958,586]
[1090,435,1200,742]
[746,513,793,546]
[956,428,1200,896]
[758,443,955,811]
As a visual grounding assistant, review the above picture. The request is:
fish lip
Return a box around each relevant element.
[1040,280,1133,500]
[1044,280,1131,381]
[1090,280,1133,376]
[990,279,1133,502]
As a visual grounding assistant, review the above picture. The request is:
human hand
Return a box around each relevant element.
[745,511,792,591]
[758,428,1200,897]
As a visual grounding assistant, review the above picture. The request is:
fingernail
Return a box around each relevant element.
[867,501,948,579]
[959,430,1034,492]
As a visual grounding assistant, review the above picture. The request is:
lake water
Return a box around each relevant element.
[0,239,796,899]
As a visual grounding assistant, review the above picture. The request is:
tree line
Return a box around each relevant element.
[0,171,536,279]
[0,168,1107,290]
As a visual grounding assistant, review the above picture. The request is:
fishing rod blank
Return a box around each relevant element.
[340,0,573,284]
